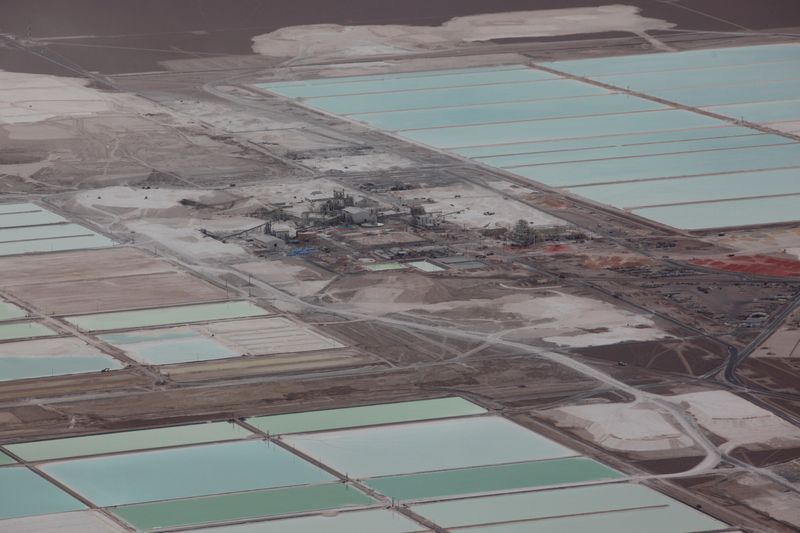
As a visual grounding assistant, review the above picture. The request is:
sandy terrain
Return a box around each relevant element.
[7,271,228,315]
[252,6,673,62]
[326,273,670,346]
[754,308,800,358]
[239,178,376,217]
[730,473,800,528]
[301,152,414,172]
[234,259,335,298]
[395,182,566,229]
[0,248,173,286]
[0,338,109,358]
[677,391,800,452]
[125,217,257,262]
[0,71,160,125]
[71,186,239,213]
[704,227,800,261]
[547,401,693,452]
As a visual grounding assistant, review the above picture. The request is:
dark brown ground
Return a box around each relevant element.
[1,0,799,74]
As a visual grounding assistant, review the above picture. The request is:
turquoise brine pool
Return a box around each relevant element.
[7,421,252,461]
[0,301,27,321]
[634,195,800,230]
[66,301,268,331]
[0,353,122,382]
[0,234,114,257]
[195,508,424,533]
[540,43,800,77]
[350,93,662,131]
[412,483,726,532]
[112,483,374,530]
[282,417,576,478]
[0,467,86,519]
[0,322,57,341]
[100,328,240,365]
[249,397,485,435]
[569,168,800,209]
[365,457,621,500]
[41,439,334,506]
[266,67,555,98]
[262,46,800,229]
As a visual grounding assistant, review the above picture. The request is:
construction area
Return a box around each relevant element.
[1,0,800,531]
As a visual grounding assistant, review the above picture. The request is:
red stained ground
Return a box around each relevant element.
[690,255,800,277]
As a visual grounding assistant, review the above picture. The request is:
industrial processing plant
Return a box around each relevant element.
[1,1,800,532]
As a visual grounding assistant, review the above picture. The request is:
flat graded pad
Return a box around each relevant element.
[0,510,125,533]
[0,301,26,321]
[9,271,230,315]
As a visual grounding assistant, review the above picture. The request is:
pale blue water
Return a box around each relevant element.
[569,168,800,209]
[265,65,530,88]
[447,508,724,533]
[0,234,114,256]
[0,354,123,381]
[159,508,422,533]
[633,195,800,230]
[402,110,722,149]
[0,211,66,229]
[514,143,800,187]
[0,223,93,243]
[705,99,800,123]
[593,59,800,92]
[656,79,800,107]
[454,126,753,158]
[0,467,86,519]
[41,440,334,507]
[264,68,554,98]
[483,134,790,168]
[413,483,726,532]
[541,43,800,77]
[262,54,800,231]
[305,79,609,115]
[350,94,662,131]
[0,301,26,321]
[0,203,43,214]
[283,417,575,478]
[101,329,240,365]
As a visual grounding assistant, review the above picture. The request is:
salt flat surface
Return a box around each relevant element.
[550,402,693,452]
[0,71,161,125]
[395,183,565,229]
[677,391,800,451]
[252,6,673,62]
[0,511,124,533]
